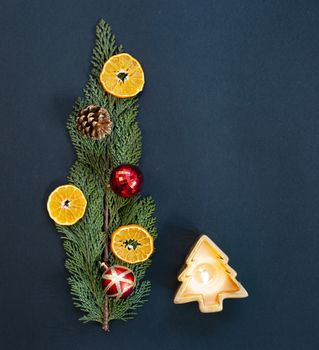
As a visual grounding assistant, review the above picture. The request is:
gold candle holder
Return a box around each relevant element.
[174,235,248,312]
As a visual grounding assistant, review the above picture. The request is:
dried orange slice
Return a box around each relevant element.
[111,224,154,264]
[100,53,145,98]
[47,184,87,225]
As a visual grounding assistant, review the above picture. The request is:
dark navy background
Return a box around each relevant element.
[1,1,318,349]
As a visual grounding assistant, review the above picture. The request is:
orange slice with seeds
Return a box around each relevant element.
[47,184,87,225]
[100,53,145,98]
[111,224,154,264]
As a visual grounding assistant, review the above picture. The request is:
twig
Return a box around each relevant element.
[102,159,110,332]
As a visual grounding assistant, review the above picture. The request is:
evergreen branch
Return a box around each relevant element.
[57,19,157,326]
[108,280,152,321]
[91,19,117,78]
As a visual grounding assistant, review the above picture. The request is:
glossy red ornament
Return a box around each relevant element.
[110,164,143,198]
[101,264,136,300]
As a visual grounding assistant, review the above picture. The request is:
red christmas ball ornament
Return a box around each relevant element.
[101,264,136,300]
[110,164,143,198]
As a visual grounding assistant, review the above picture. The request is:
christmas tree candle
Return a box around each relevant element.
[174,235,248,312]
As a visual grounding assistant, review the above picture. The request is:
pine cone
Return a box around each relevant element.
[76,105,112,140]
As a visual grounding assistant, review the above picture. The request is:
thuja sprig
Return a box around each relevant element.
[57,19,157,327]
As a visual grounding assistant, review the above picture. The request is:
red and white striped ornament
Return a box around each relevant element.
[101,264,136,300]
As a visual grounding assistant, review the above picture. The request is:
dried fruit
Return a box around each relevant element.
[47,185,87,225]
[111,224,154,263]
[100,53,145,98]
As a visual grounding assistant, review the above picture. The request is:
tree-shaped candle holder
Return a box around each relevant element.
[174,235,248,312]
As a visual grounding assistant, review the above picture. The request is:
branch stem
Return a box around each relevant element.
[102,159,110,332]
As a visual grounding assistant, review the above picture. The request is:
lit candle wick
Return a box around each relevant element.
[200,269,211,284]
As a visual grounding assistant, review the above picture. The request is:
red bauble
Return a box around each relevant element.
[101,264,136,300]
[110,164,143,198]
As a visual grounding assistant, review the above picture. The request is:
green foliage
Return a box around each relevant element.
[57,19,157,324]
